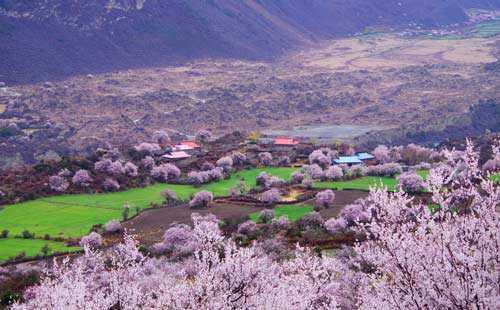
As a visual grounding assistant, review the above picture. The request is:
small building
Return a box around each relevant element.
[356,152,375,161]
[334,156,363,166]
[162,151,191,160]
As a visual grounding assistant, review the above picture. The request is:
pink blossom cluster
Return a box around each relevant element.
[152,130,170,145]
[216,156,233,173]
[314,189,335,210]
[366,163,402,177]
[258,152,273,166]
[237,220,259,236]
[187,167,223,185]
[300,164,324,180]
[308,149,331,168]
[79,232,102,249]
[13,141,499,310]
[271,215,291,230]
[195,129,212,143]
[189,191,214,208]
[255,172,285,189]
[49,175,69,192]
[231,152,247,166]
[373,144,390,163]
[290,171,305,184]
[141,156,155,170]
[124,162,138,177]
[151,163,181,182]
[71,169,92,187]
[324,165,343,180]
[397,171,425,193]
[260,188,281,205]
[259,209,275,223]
[102,178,120,192]
[134,142,161,155]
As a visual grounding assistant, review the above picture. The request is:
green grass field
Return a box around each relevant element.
[491,174,500,183]
[314,170,428,192]
[0,168,297,239]
[249,204,314,223]
[0,238,80,262]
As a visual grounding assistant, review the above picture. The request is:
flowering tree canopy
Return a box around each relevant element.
[260,188,281,205]
[189,191,214,208]
[49,175,69,192]
[195,129,212,143]
[309,150,330,168]
[152,130,170,146]
[259,209,275,223]
[79,232,102,249]
[324,166,343,180]
[397,171,425,193]
[151,164,181,182]
[315,189,336,210]
[373,144,390,163]
[102,178,120,192]
[258,152,273,166]
[72,169,92,187]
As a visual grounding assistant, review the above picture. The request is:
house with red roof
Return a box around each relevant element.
[274,137,299,146]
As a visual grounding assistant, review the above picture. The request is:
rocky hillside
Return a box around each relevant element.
[1,0,499,84]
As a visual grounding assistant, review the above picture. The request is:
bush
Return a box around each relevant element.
[124,162,138,177]
[397,171,425,193]
[290,171,305,184]
[104,220,123,233]
[189,191,214,208]
[309,150,330,168]
[151,164,181,182]
[216,156,233,173]
[301,178,313,189]
[161,190,177,205]
[260,189,281,206]
[258,152,273,166]
[49,175,69,192]
[366,163,402,177]
[300,212,324,230]
[271,216,291,230]
[340,203,371,226]
[324,217,347,235]
[314,190,335,210]
[238,220,259,236]
[324,166,343,180]
[21,230,34,239]
[102,178,120,192]
[134,143,161,155]
[141,156,155,169]
[231,152,247,166]
[0,229,8,238]
[259,209,275,223]
[79,232,103,249]
[195,129,212,143]
[72,169,92,187]
[300,164,324,180]
[373,145,390,163]
[152,130,170,145]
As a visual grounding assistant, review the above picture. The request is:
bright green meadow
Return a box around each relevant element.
[249,204,314,223]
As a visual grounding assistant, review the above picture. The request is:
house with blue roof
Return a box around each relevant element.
[333,152,375,166]
[334,156,363,165]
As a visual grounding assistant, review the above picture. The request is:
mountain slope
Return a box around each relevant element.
[0,0,498,84]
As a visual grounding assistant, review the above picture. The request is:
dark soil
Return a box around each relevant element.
[124,189,369,244]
